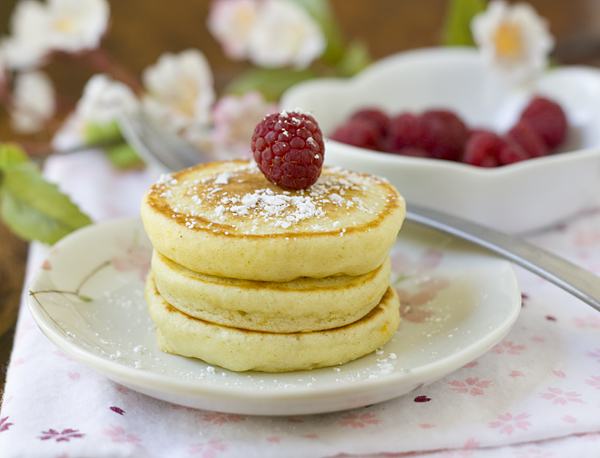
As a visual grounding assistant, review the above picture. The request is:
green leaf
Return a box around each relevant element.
[335,39,371,77]
[288,0,346,65]
[83,121,123,145]
[0,143,29,171]
[442,0,487,46]
[226,67,318,101]
[0,162,92,244]
[105,143,144,170]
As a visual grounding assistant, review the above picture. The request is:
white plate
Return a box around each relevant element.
[28,217,521,416]
[281,47,600,233]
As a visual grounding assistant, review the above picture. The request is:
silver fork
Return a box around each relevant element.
[118,108,600,313]
[119,109,207,172]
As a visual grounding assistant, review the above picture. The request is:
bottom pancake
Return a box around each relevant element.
[145,273,400,373]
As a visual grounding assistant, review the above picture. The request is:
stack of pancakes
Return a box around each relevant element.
[141,160,406,372]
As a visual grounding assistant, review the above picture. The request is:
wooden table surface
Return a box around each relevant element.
[2,0,600,403]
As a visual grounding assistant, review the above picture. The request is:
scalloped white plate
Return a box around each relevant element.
[281,47,600,233]
[28,217,520,415]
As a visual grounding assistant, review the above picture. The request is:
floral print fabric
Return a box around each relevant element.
[0,150,599,457]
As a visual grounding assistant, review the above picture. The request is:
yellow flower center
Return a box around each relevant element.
[494,21,524,60]
[237,9,255,27]
[173,79,198,117]
[53,17,75,33]
[235,8,256,37]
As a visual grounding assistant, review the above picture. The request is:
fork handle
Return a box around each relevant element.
[405,204,600,313]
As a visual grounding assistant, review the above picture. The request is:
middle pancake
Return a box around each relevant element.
[151,250,391,333]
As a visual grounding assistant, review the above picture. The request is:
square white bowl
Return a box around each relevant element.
[280,47,600,233]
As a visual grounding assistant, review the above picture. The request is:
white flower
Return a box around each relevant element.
[211,91,278,159]
[3,0,52,70]
[207,0,259,60]
[2,0,109,70]
[471,0,554,84]
[247,0,325,69]
[76,74,138,125]
[206,0,325,69]
[10,70,56,133]
[142,49,215,133]
[45,0,110,53]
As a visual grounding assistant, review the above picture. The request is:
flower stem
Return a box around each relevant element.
[66,47,144,95]
[23,137,125,161]
[0,77,14,107]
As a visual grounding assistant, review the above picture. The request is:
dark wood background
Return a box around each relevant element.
[2,0,600,402]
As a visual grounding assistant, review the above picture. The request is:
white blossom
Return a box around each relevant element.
[211,91,278,159]
[471,0,554,85]
[3,0,52,70]
[45,0,110,53]
[142,49,215,133]
[247,0,325,69]
[207,0,326,69]
[2,0,109,70]
[10,70,56,133]
[76,74,138,126]
[207,0,259,60]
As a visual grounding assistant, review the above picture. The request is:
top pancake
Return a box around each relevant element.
[141,160,405,281]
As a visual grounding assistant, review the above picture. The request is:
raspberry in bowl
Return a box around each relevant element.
[281,47,600,233]
[330,94,566,166]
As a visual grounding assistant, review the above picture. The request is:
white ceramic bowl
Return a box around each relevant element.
[280,47,600,233]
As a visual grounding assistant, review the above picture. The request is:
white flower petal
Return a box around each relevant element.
[10,70,56,133]
[247,0,325,69]
[3,0,51,70]
[471,0,554,84]
[207,0,259,60]
[76,74,138,125]
[142,49,215,133]
[46,0,110,52]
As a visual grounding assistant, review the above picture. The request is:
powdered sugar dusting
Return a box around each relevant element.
[156,173,175,185]
[147,161,398,234]
[214,171,233,185]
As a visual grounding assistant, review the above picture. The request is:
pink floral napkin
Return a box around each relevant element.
[1,150,600,458]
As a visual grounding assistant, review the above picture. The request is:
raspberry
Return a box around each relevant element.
[349,107,389,137]
[251,110,325,190]
[520,96,568,149]
[463,131,528,167]
[419,110,468,161]
[463,131,501,167]
[330,118,381,150]
[385,112,425,153]
[498,140,529,165]
[506,119,547,158]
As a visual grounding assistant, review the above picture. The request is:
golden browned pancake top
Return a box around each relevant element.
[144,160,403,238]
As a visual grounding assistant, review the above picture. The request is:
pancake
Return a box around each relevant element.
[151,250,391,332]
[146,273,400,372]
[141,160,405,282]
